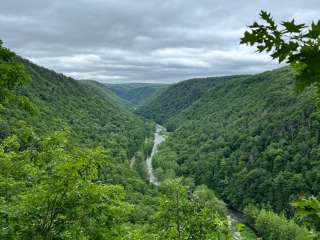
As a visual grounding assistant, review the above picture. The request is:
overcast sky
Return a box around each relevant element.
[1,0,319,83]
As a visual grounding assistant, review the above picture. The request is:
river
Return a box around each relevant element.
[145,124,256,239]
[146,124,166,186]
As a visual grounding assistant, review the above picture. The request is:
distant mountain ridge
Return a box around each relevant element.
[105,82,169,106]
[80,80,133,108]
[137,75,249,127]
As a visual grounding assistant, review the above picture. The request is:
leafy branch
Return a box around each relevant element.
[241,10,320,93]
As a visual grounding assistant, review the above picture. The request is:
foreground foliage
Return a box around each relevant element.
[0,132,132,239]
[156,179,231,240]
[292,197,320,232]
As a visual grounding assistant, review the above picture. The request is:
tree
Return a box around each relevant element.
[292,197,320,232]
[155,178,232,240]
[0,40,29,97]
[0,40,35,112]
[253,209,314,240]
[0,131,132,239]
[241,11,320,94]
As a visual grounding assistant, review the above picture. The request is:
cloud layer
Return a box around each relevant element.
[1,0,319,83]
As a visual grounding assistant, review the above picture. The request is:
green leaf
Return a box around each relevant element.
[260,10,276,29]
[241,31,259,45]
[307,20,320,39]
[282,20,305,33]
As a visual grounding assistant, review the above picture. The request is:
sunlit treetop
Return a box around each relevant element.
[241,11,320,93]
[0,40,37,113]
[0,40,30,94]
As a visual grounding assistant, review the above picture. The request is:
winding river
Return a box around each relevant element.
[145,124,255,239]
[146,124,166,186]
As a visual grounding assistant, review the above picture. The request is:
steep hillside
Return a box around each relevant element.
[106,83,168,106]
[3,58,152,159]
[151,67,320,213]
[138,76,247,126]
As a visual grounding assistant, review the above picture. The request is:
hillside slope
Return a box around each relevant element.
[3,58,152,159]
[151,67,320,212]
[106,83,168,106]
[138,76,247,126]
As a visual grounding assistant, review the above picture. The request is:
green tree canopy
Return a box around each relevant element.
[0,40,30,98]
[0,40,35,112]
[155,178,232,240]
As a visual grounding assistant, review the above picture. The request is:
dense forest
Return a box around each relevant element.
[0,42,238,239]
[141,67,320,239]
[145,67,319,210]
[137,76,248,127]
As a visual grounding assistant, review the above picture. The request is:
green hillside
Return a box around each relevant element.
[106,83,168,106]
[5,58,152,159]
[147,67,320,213]
[0,54,161,237]
[138,76,247,127]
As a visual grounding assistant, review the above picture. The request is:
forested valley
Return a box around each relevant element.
[0,41,235,239]
[1,14,320,239]
[140,67,320,239]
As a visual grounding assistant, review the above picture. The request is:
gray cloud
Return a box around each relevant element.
[1,0,319,83]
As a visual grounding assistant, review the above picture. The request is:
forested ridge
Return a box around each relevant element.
[138,75,248,127]
[17,58,154,158]
[106,83,168,107]
[142,67,320,239]
[80,80,134,109]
